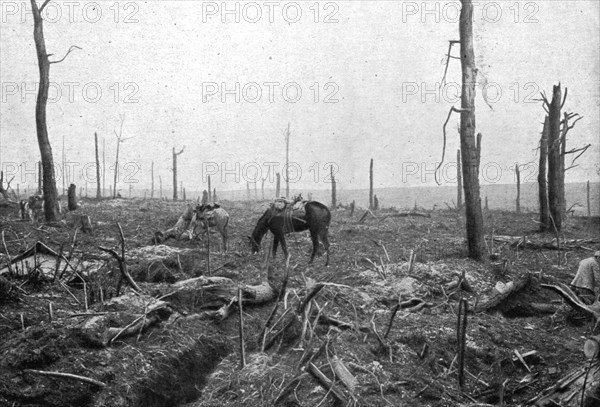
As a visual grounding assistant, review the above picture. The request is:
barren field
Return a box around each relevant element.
[0,198,599,407]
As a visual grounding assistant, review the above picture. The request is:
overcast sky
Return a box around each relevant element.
[0,0,598,194]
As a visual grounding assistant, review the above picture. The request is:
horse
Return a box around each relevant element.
[191,203,229,251]
[249,200,331,265]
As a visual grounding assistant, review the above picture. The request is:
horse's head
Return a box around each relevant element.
[247,235,259,254]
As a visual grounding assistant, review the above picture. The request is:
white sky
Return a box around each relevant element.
[0,0,599,194]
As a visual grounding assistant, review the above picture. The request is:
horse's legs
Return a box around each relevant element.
[278,234,290,262]
[221,227,227,252]
[309,229,319,264]
[318,228,331,266]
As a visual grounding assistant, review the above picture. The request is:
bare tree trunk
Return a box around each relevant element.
[254,182,258,200]
[37,161,42,195]
[459,0,485,260]
[208,175,212,201]
[159,176,162,199]
[538,116,550,230]
[515,164,521,213]
[95,132,101,199]
[547,85,563,230]
[183,188,186,201]
[350,200,355,217]
[285,123,290,197]
[261,177,265,200]
[31,0,61,221]
[172,146,185,201]
[275,173,280,197]
[150,161,154,199]
[247,181,251,201]
[457,149,463,208]
[62,135,66,196]
[331,165,336,210]
[102,138,106,197]
[369,158,374,209]
[213,188,217,202]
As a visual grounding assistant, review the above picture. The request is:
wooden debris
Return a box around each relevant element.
[24,369,106,388]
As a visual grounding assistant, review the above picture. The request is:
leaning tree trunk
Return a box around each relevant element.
[459,0,485,260]
[95,132,101,199]
[32,0,59,221]
[547,85,563,230]
[538,116,550,230]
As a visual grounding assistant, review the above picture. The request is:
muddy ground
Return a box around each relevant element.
[0,197,598,407]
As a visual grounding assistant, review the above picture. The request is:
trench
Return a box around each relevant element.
[129,336,232,407]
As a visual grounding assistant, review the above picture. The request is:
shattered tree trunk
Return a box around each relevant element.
[172,147,184,201]
[538,116,550,230]
[369,158,374,209]
[457,149,463,208]
[95,132,101,199]
[459,0,485,260]
[515,164,521,213]
[208,175,212,201]
[67,184,77,211]
[32,0,60,221]
[102,138,106,198]
[285,123,290,198]
[276,173,280,197]
[547,85,563,230]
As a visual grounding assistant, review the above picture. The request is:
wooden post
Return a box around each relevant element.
[515,164,521,213]
[369,158,374,209]
[95,132,101,199]
[457,149,463,208]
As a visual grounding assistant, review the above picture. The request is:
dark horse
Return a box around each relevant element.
[249,201,331,265]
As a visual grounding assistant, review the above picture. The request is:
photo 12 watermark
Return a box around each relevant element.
[202,81,340,104]
[1,81,140,104]
[200,1,340,24]
[400,1,540,24]
[1,1,140,24]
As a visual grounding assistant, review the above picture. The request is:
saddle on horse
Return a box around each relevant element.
[271,195,307,232]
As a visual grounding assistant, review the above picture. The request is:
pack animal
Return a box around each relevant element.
[191,203,229,251]
[20,195,44,223]
[249,200,331,265]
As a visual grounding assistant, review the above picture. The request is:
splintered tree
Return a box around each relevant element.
[31,0,81,220]
[369,158,374,209]
[275,172,281,197]
[113,114,132,198]
[172,146,185,201]
[437,0,485,260]
[538,117,550,229]
[539,84,587,231]
[95,132,101,199]
[284,123,290,197]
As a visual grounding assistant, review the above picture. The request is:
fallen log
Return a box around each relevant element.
[378,211,431,222]
[541,283,600,321]
[152,205,196,243]
[490,235,599,251]
[473,274,533,313]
